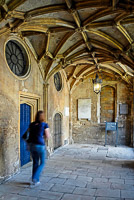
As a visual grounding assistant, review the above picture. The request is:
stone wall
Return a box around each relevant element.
[71,76,132,146]
[100,86,115,122]
[0,34,44,181]
[47,70,70,151]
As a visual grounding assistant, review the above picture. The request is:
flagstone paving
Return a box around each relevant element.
[0,144,134,200]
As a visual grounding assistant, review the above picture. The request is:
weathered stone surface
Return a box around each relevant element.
[71,78,132,146]
[39,191,63,200]
[121,190,134,198]
[109,178,125,184]
[48,177,66,184]
[73,187,96,196]
[51,184,75,193]
[64,178,87,187]
[0,144,134,200]
[61,194,95,200]
[0,34,45,182]
[95,189,120,198]
[47,71,70,150]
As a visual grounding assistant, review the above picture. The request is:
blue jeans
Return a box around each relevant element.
[30,144,46,182]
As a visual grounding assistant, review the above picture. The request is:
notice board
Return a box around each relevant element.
[119,104,128,115]
[78,99,91,120]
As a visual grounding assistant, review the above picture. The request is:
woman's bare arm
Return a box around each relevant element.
[44,128,50,140]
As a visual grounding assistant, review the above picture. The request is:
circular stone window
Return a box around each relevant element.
[5,40,29,77]
[54,72,62,91]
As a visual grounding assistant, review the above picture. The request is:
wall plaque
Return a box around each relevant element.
[119,104,128,115]
[78,99,91,120]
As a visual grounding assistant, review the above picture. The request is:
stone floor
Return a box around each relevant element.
[0,144,134,200]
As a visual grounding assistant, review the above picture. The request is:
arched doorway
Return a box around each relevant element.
[20,103,31,166]
[54,113,62,150]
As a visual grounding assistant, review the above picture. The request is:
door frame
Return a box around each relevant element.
[53,112,63,150]
[18,91,41,166]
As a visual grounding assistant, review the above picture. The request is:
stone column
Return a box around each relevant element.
[132,78,134,147]
[69,91,74,144]
[43,82,49,155]
[97,93,100,123]
[43,82,49,122]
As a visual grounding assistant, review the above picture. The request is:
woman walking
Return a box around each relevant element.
[27,110,50,187]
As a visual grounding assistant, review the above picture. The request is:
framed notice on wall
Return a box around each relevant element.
[78,99,91,120]
[119,103,128,115]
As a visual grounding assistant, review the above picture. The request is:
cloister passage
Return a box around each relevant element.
[0,0,134,199]
[0,144,134,199]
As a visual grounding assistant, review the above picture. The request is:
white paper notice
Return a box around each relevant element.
[78,99,91,120]
[64,107,69,116]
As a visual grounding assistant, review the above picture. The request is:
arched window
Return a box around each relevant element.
[100,86,115,123]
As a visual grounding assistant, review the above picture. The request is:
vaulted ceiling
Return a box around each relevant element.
[0,0,134,90]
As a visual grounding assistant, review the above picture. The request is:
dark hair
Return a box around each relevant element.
[35,110,44,122]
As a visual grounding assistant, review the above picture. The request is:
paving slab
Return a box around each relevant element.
[95,189,120,198]
[87,182,111,189]
[0,144,134,200]
[61,193,95,200]
[64,178,87,187]
[39,190,63,200]
[111,183,134,190]
[0,194,38,200]
[96,198,123,200]
[50,184,75,193]
[109,178,125,184]
[73,187,96,196]
[58,173,77,179]
[48,177,66,184]
[121,190,134,198]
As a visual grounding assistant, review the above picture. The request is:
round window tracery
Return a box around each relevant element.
[54,72,62,91]
[5,40,29,77]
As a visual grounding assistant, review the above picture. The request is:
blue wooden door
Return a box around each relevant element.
[20,104,31,166]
